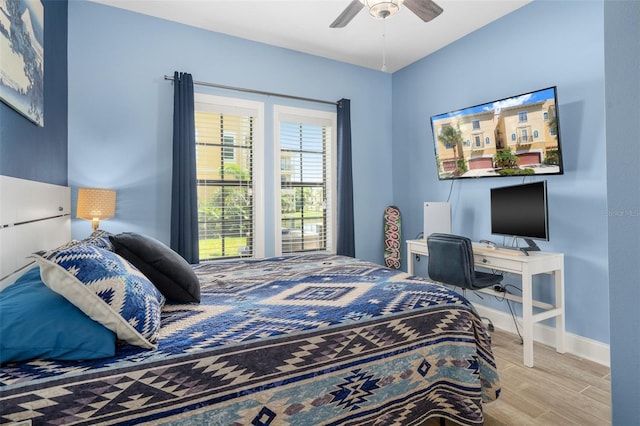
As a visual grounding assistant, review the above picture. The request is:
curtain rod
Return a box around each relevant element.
[164,75,337,106]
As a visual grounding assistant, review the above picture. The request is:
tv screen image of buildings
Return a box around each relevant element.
[431,87,563,180]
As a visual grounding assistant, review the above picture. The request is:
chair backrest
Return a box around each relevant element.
[426,233,475,289]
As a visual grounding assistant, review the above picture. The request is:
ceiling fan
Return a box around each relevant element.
[330,0,443,28]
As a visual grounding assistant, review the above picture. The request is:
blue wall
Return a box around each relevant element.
[0,0,67,185]
[392,1,609,344]
[604,0,640,423]
[67,1,393,263]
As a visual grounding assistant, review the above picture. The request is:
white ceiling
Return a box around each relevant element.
[90,0,532,73]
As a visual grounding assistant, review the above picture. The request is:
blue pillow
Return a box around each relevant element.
[0,266,116,364]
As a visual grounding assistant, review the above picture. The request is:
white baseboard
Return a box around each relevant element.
[474,304,611,368]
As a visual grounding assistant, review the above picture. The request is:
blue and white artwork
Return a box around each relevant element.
[0,0,44,126]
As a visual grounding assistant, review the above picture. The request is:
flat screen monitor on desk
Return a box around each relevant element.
[490,180,548,253]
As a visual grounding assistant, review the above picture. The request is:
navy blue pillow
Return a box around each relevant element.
[0,266,116,364]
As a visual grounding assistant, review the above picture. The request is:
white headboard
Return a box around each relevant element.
[0,175,71,281]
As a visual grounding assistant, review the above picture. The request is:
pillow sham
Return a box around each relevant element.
[0,266,116,364]
[109,232,200,303]
[81,229,115,251]
[33,243,165,349]
[45,229,115,255]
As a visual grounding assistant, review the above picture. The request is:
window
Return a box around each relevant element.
[275,106,336,255]
[472,120,480,130]
[194,94,264,260]
[474,135,481,147]
[518,111,528,122]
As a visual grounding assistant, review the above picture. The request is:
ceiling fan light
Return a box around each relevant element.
[363,0,402,20]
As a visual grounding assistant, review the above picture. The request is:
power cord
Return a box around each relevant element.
[493,284,524,345]
[446,179,455,203]
[484,317,495,333]
[505,298,524,345]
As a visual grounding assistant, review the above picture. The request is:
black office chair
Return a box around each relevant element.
[427,233,503,335]
[426,233,503,293]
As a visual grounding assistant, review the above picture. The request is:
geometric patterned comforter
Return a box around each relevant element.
[0,254,500,425]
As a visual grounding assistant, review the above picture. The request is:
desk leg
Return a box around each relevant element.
[554,268,566,354]
[522,268,534,367]
[407,247,415,275]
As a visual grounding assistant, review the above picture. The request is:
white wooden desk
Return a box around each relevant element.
[406,238,565,368]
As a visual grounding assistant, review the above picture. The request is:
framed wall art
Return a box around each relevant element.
[0,0,44,126]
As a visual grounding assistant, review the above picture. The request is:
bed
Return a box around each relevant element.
[0,176,500,425]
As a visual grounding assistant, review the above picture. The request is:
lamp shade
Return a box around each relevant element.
[77,188,116,230]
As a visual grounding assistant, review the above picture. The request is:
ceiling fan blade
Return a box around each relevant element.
[330,0,365,28]
[403,0,443,23]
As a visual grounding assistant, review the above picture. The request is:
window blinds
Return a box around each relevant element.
[195,110,254,260]
[279,121,328,254]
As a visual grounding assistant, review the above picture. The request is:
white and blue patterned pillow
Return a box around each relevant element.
[33,243,165,349]
[81,229,116,251]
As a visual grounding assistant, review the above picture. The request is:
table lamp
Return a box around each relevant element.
[76,188,116,231]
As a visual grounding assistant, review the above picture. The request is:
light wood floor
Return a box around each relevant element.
[423,329,611,425]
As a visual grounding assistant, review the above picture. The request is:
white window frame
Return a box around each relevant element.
[194,93,265,258]
[273,105,337,256]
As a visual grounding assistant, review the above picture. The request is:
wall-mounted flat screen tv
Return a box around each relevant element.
[430,86,564,180]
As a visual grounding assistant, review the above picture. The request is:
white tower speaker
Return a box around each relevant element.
[423,202,451,239]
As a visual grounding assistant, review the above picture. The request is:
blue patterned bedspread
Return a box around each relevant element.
[0,254,500,425]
